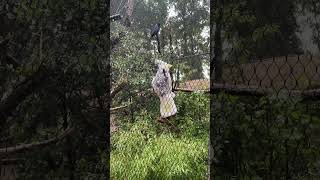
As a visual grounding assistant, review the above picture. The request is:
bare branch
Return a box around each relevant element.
[1,158,25,165]
[173,53,209,60]
[111,81,128,99]
[110,14,122,21]
[110,103,132,113]
[0,127,74,156]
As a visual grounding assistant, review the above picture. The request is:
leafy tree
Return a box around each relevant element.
[168,0,209,80]
[1,0,110,179]
[213,0,302,63]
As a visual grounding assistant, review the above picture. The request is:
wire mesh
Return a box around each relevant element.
[211,54,320,179]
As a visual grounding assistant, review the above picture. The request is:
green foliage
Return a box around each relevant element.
[132,0,169,32]
[213,93,320,178]
[111,122,208,180]
[111,23,154,91]
[168,0,209,80]
[174,92,210,137]
[1,0,110,179]
[220,0,302,60]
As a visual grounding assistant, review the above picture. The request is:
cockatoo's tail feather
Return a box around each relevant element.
[160,93,177,118]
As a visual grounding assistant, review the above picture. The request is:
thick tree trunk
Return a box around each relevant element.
[213,8,223,82]
[209,0,224,179]
[105,1,111,177]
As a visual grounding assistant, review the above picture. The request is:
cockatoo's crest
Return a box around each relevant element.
[155,59,172,70]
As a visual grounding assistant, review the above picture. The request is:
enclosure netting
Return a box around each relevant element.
[211,54,320,179]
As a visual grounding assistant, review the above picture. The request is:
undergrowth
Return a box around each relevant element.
[111,92,209,180]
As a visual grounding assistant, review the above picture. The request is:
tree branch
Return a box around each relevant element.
[0,67,49,121]
[110,14,122,21]
[0,127,74,156]
[0,158,25,165]
[110,103,132,113]
[111,81,128,99]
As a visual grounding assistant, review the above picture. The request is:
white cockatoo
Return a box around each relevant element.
[152,59,177,118]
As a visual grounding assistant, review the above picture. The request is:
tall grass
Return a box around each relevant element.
[111,93,209,180]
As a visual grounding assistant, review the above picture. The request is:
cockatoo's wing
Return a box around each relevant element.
[153,59,173,96]
[157,73,171,96]
[152,77,161,96]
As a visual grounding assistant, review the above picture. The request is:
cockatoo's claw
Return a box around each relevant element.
[157,117,167,123]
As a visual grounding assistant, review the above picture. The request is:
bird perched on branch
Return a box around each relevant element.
[152,60,177,120]
[150,23,161,54]
[151,23,160,37]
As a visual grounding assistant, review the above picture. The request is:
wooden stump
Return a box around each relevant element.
[0,164,16,180]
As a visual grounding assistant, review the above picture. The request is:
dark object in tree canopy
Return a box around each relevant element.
[150,23,161,54]
[151,23,160,38]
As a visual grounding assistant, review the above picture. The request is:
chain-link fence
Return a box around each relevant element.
[211,54,320,179]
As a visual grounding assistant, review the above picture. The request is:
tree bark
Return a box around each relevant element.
[0,127,74,156]
[209,0,224,177]
[213,7,223,82]
[111,81,128,99]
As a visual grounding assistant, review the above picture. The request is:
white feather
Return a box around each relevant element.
[152,60,177,118]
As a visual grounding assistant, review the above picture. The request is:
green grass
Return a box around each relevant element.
[111,119,208,180]
[111,93,209,179]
